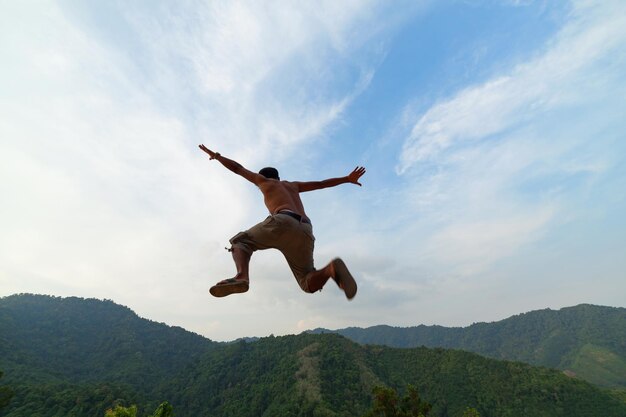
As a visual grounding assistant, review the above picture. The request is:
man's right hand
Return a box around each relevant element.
[199,144,220,160]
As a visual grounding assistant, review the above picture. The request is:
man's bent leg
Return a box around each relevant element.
[210,246,252,297]
[215,246,251,284]
[303,258,357,300]
[224,219,272,285]
[211,217,275,297]
[231,245,251,282]
[303,263,333,293]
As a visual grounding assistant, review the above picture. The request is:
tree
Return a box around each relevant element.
[0,371,14,411]
[461,407,481,417]
[399,385,432,417]
[364,386,400,417]
[363,385,432,417]
[105,404,137,417]
[104,402,173,417]
[151,401,173,417]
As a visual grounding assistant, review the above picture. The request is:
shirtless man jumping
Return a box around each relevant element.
[199,144,365,300]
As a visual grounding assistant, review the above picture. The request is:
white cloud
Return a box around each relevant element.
[425,205,556,276]
[114,0,390,164]
[3,0,623,341]
[0,0,405,340]
[397,0,626,173]
[379,0,626,284]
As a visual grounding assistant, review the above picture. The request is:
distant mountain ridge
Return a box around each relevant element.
[310,304,626,388]
[1,294,626,417]
[0,294,217,388]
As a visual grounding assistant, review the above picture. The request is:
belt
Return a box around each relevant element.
[277,210,311,224]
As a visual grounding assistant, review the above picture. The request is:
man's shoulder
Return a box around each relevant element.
[281,180,301,190]
[261,180,300,193]
[260,179,294,189]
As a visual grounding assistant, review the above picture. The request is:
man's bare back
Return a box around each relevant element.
[198,144,365,299]
[258,180,309,221]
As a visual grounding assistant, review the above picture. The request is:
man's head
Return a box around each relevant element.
[258,167,280,180]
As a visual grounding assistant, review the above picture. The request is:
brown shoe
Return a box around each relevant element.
[332,258,357,300]
[209,278,249,297]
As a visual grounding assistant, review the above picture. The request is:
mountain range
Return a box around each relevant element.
[310,304,626,389]
[1,294,625,417]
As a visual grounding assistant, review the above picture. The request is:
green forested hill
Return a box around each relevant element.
[1,294,625,417]
[164,333,626,417]
[0,294,217,387]
[313,304,626,388]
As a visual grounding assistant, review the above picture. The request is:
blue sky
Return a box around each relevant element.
[1,0,625,341]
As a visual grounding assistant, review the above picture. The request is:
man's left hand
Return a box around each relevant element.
[348,166,366,186]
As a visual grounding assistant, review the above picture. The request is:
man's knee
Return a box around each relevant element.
[299,272,324,293]
[229,231,255,254]
[229,242,253,255]
[296,274,314,293]
[301,284,316,294]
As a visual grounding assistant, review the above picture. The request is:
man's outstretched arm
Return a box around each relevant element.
[199,144,264,185]
[296,166,366,192]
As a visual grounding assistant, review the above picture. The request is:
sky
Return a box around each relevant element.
[1,0,625,341]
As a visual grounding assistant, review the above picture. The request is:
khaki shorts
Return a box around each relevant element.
[229,213,316,292]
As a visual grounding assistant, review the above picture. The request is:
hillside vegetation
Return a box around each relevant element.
[1,294,625,417]
[314,304,626,388]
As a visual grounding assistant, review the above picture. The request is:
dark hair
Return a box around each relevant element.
[258,167,280,180]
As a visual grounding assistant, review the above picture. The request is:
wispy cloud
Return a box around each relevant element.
[382,0,626,282]
[0,0,406,340]
[397,0,626,173]
[115,0,391,163]
[425,205,556,276]
[2,0,624,340]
